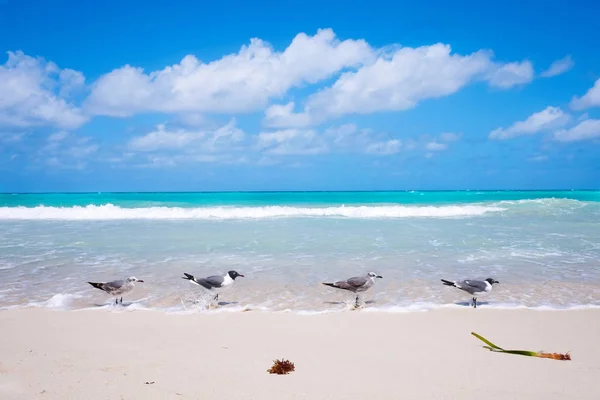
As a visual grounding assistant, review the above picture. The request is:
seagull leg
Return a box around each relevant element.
[473,297,477,309]
[115,298,118,305]
[214,294,219,302]
[355,295,360,308]
[120,297,123,305]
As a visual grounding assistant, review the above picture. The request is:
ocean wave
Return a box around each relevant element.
[493,198,588,207]
[492,198,598,216]
[0,204,505,220]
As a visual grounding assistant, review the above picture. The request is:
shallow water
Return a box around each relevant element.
[0,192,599,312]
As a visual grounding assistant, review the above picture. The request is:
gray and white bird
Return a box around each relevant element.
[322,272,383,308]
[182,270,244,302]
[441,278,499,308]
[88,276,144,305]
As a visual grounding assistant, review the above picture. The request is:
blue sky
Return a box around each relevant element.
[1,0,599,192]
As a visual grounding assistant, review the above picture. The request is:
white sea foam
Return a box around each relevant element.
[0,204,504,220]
[494,198,590,209]
[39,293,82,310]
[18,298,600,313]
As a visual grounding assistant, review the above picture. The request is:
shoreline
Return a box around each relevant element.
[4,278,600,313]
[4,301,600,315]
[1,308,599,399]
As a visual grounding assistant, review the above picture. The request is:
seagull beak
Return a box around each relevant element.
[376,275,383,279]
[239,274,245,278]
[494,280,499,284]
[137,279,144,283]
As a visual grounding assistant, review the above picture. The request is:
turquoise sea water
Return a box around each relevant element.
[2,190,600,208]
[0,191,599,312]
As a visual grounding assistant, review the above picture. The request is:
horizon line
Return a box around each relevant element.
[1,189,598,195]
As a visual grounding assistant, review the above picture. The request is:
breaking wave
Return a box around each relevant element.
[0,203,504,220]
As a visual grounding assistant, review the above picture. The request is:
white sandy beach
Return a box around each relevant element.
[1,308,599,399]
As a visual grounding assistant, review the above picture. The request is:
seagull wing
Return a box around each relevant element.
[323,276,368,292]
[103,280,126,291]
[458,280,488,294]
[197,275,225,289]
[342,276,369,289]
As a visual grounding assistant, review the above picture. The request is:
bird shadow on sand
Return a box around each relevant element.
[92,302,136,308]
[186,299,239,308]
[323,300,377,305]
[455,301,490,307]
[217,301,239,307]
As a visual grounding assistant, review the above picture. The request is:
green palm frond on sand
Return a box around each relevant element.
[471,332,571,360]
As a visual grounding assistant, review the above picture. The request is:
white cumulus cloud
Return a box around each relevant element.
[425,141,448,151]
[129,125,204,152]
[365,139,402,155]
[38,132,98,169]
[486,60,534,89]
[553,119,600,142]
[421,132,461,155]
[257,129,327,155]
[570,78,600,110]
[48,131,69,142]
[489,106,570,140]
[540,55,574,78]
[264,102,315,129]
[0,51,88,129]
[3,31,538,133]
[85,29,374,117]
[1,31,542,136]
[438,132,462,142]
[127,120,247,167]
[128,120,245,152]
[265,43,534,127]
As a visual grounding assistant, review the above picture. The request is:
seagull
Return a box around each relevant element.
[441,278,499,308]
[182,270,244,302]
[322,272,383,308]
[88,276,144,305]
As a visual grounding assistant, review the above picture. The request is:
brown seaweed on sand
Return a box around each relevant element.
[267,359,296,374]
[537,352,571,360]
